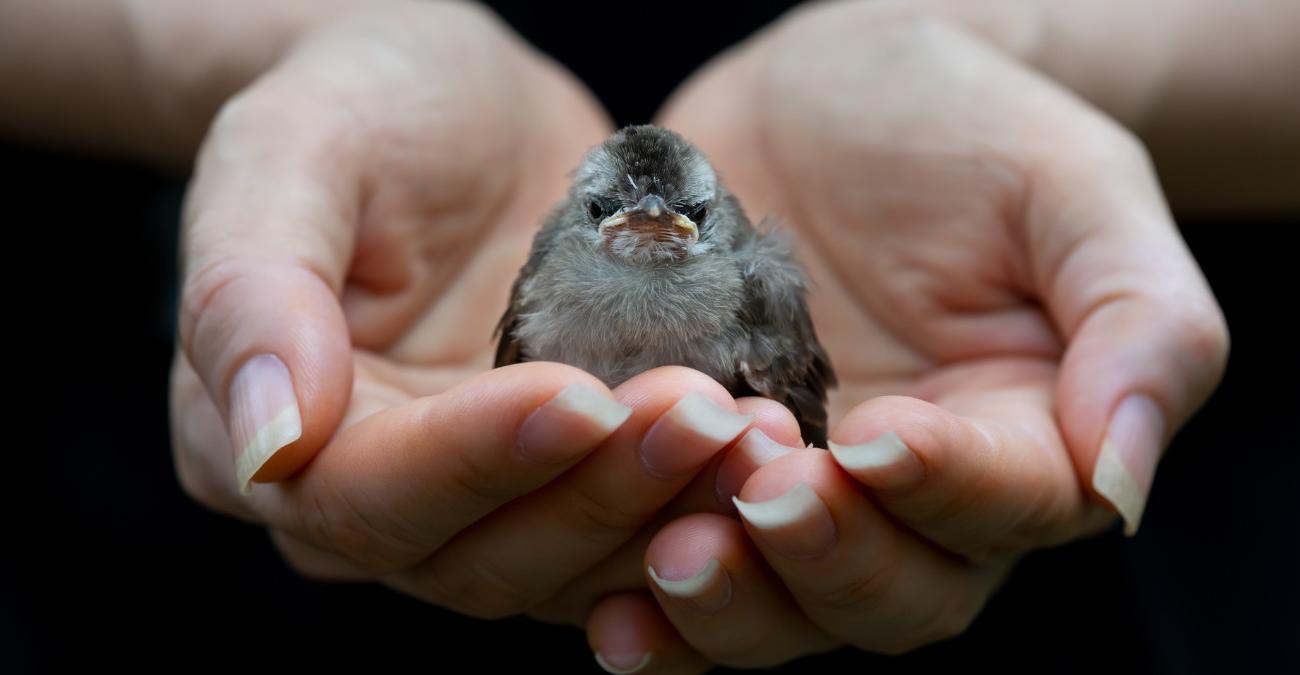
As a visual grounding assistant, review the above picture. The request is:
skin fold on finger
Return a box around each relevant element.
[828,363,1112,561]
[527,396,804,626]
[736,450,1010,654]
[644,513,838,667]
[269,529,370,582]
[587,593,713,675]
[244,362,629,576]
[389,367,756,619]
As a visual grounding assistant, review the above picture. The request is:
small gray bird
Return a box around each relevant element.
[495,125,835,446]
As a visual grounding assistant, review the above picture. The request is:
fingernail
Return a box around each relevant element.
[716,427,796,503]
[594,652,652,674]
[828,432,925,489]
[228,354,302,496]
[517,383,632,464]
[733,484,836,559]
[1092,393,1165,536]
[648,559,733,613]
[640,392,753,479]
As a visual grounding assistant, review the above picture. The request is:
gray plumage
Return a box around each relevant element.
[495,125,835,446]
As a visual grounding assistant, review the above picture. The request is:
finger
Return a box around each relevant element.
[586,593,712,675]
[269,529,369,582]
[179,84,360,493]
[735,449,1011,653]
[170,353,261,523]
[827,383,1109,560]
[644,513,837,667]
[392,366,753,619]
[529,396,803,626]
[715,397,804,504]
[241,362,630,575]
[1027,120,1229,534]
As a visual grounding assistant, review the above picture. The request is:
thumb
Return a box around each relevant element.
[178,94,357,495]
[1031,130,1229,535]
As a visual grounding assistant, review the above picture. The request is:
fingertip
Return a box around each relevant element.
[644,513,746,578]
[432,361,627,463]
[615,365,739,413]
[736,449,839,504]
[587,593,710,675]
[1091,392,1166,536]
[517,380,633,465]
[735,396,803,447]
[715,427,800,504]
[828,395,976,492]
[199,266,353,488]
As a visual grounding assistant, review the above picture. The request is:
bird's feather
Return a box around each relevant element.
[494,125,835,447]
[730,218,836,447]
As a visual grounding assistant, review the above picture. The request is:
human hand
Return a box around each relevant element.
[584,3,1228,669]
[169,2,766,625]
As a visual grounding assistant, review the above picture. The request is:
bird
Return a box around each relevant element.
[494,125,836,447]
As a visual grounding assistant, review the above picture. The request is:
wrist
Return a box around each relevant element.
[125,0,380,163]
[895,0,1180,130]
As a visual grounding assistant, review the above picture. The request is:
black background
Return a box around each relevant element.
[6,1,1298,671]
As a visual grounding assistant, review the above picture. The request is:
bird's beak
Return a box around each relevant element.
[599,194,699,242]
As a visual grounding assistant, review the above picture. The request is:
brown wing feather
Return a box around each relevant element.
[733,307,836,448]
[732,225,837,448]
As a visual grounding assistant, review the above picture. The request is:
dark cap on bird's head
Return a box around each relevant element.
[571,125,723,262]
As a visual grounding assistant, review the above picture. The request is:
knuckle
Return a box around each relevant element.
[1055,111,1153,179]
[296,482,426,576]
[177,257,244,353]
[209,89,259,134]
[274,544,327,582]
[813,555,899,611]
[870,577,990,656]
[1175,303,1230,371]
[707,628,787,669]
[206,86,323,149]
[995,480,1086,555]
[1105,122,1152,167]
[562,482,648,548]
[919,585,983,645]
[420,552,539,620]
[441,447,516,510]
[271,534,357,583]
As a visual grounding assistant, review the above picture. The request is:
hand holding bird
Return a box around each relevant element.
[163,2,1228,670]
[583,5,1227,669]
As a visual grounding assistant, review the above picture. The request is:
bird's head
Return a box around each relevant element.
[570,125,725,262]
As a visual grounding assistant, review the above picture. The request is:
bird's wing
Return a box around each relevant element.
[493,209,564,368]
[732,222,837,447]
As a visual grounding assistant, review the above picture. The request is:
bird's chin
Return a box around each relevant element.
[602,229,695,263]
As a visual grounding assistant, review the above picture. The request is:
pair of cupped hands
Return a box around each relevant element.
[169,2,1227,672]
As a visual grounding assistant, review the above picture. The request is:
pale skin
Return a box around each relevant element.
[587,1,1289,670]
[4,0,1294,670]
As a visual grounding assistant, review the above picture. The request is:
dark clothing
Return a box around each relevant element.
[5,2,1296,671]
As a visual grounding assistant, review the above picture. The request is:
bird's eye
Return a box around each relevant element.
[688,202,709,224]
[588,200,612,222]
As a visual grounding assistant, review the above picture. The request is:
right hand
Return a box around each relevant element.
[583,3,1228,669]
[169,2,764,623]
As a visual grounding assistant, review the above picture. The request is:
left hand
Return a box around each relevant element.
[582,3,1228,670]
